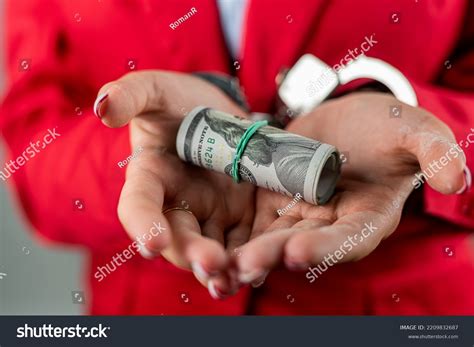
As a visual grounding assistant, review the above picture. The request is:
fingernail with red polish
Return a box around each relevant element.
[208,281,228,300]
[457,166,471,194]
[465,166,472,189]
[93,93,108,119]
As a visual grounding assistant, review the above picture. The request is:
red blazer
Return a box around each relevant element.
[1,0,474,315]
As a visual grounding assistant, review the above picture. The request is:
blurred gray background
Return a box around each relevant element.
[0,0,84,315]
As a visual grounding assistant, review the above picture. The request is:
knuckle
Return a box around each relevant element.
[116,200,134,230]
[413,108,452,137]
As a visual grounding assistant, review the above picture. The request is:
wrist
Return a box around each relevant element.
[192,72,250,112]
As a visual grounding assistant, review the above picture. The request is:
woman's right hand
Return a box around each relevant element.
[94,71,255,299]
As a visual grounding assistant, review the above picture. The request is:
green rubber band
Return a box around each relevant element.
[232,120,268,183]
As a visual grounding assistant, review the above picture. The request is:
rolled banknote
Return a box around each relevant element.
[176,107,341,205]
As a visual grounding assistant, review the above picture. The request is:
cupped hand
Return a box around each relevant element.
[234,92,467,286]
[94,71,255,298]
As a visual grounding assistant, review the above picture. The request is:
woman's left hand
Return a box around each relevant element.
[233,92,468,286]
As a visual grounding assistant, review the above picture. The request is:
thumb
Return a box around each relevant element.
[403,121,468,194]
[93,70,173,128]
[93,70,248,128]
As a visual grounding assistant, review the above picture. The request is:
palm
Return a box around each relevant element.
[128,113,255,258]
[250,173,411,264]
[247,155,413,269]
[119,96,255,273]
[234,92,465,279]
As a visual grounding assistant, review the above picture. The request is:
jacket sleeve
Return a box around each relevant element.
[410,9,474,229]
[0,0,131,251]
[412,85,474,228]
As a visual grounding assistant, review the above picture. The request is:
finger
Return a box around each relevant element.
[94,71,167,127]
[226,223,251,253]
[284,211,387,268]
[94,71,248,128]
[163,209,229,275]
[163,209,237,297]
[401,115,466,194]
[235,214,308,286]
[207,270,239,300]
[226,206,254,251]
[250,209,275,239]
[118,170,172,256]
[236,228,293,286]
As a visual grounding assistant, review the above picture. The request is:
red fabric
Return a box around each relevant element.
[1,0,473,315]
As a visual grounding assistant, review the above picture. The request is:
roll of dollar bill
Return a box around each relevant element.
[176,107,341,205]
